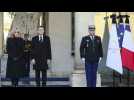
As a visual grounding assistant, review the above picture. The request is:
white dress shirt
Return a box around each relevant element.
[39,35,43,41]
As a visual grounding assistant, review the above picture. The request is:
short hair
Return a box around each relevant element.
[88,25,95,30]
[24,34,29,37]
[16,31,20,34]
[38,26,44,29]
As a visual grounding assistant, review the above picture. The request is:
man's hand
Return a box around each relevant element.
[81,58,85,64]
[31,59,36,64]
[47,59,52,69]
[47,59,51,64]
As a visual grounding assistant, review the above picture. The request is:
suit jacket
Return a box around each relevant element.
[80,35,103,63]
[32,35,52,70]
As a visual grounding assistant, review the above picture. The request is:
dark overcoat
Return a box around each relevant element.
[6,37,26,79]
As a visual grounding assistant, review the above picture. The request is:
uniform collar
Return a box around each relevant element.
[88,35,95,40]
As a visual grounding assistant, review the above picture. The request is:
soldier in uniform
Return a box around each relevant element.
[23,34,32,85]
[31,26,52,87]
[80,25,103,87]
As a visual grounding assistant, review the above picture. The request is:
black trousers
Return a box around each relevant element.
[35,70,47,87]
[11,78,19,87]
[25,60,30,77]
[24,53,30,77]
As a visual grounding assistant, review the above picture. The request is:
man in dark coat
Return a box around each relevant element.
[6,31,25,87]
[31,26,52,87]
[80,25,103,87]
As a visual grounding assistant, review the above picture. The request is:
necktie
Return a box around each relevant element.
[39,35,43,42]
[92,36,95,52]
[92,36,94,40]
[41,36,43,41]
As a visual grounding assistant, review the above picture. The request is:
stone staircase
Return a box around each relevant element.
[0,77,70,87]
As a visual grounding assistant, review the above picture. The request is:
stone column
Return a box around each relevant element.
[0,12,3,86]
[49,12,74,77]
[0,12,4,56]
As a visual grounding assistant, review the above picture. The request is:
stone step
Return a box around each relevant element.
[0,77,71,87]
[70,69,101,87]
[1,77,69,81]
[1,81,71,87]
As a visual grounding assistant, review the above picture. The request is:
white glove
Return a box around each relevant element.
[81,58,85,64]
[47,59,52,68]
[31,59,36,64]
[47,59,51,64]
[99,58,102,63]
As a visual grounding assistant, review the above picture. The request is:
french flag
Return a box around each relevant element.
[121,16,134,71]
[106,14,123,74]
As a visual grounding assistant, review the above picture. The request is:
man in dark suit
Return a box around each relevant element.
[31,26,52,87]
[80,25,103,87]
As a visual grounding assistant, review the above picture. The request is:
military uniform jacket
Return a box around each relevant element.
[80,35,103,63]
